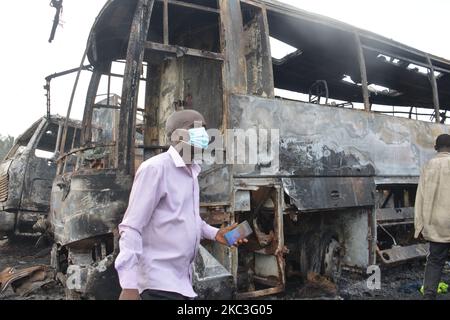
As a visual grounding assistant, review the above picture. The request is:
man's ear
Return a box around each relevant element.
[435,145,439,152]
[171,128,189,144]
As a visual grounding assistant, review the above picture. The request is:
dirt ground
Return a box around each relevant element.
[1,236,449,300]
[0,237,64,300]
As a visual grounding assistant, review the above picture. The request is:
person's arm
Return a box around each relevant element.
[115,164,163,299]
[199,220,248,247]
[414,169,425,239]
[200,220,219,241]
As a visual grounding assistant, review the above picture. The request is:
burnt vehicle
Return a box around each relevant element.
[0,116,81,238]
[49,0,450,299]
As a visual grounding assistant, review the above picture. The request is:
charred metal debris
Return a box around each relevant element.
[1,0,449,300]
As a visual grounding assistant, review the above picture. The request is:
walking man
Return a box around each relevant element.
[415,134,450,299]
[115,109,246,300]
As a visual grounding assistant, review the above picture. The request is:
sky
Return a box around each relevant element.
[0,0,449,137]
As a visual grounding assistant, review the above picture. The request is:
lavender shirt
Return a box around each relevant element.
[115,146,219,298]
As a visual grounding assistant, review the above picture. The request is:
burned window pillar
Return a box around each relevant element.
[219,0,247,96]
[57,49,90,175]
[163,0,169,45]
[117,0,155,174]
[242,3,275,98]
[426,54,441,123]
[354,32,371,111]
[81,68,103,146]
[144,64,162,159]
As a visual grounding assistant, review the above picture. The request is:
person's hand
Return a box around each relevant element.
[215,223,249,247]
[119,289,141,300]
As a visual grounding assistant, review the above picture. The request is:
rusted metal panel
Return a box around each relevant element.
[376,207,414,223]
[229,94,450,181]
[377,243,429,265]
[282,177,375,212]
[49,170,133,245]
[0,265,55,296]
[234,190,251,211]
[193,246,234,300]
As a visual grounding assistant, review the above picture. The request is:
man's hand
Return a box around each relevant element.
[119,289,141,300]
[215,223,249,247]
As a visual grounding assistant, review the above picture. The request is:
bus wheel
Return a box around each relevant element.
[322,237,342,283]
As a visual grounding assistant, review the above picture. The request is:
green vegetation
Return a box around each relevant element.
[0,135,14,161]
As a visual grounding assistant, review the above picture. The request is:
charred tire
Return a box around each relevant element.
[321,236,342,283]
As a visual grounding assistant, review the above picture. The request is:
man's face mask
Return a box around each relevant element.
[188,127,209,149]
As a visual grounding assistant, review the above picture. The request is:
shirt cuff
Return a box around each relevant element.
[202,224,219,241]
[116,266,139,290]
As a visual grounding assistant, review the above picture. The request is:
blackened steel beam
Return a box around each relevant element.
[362,45,450,75]
[163,0,169,45]
[45,65,92,82]
[219,0,247,94]
[156,0,220,14]
[57,46,90,175]
[426,54,441,123]
[144,65,161,159]
[144,41,224,60]
[354,32,371,111]
[219,0,247,135]
[118,0,155,173]
[81,69,103,146]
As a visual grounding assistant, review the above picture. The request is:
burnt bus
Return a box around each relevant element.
[49,0,450,299]
[0,116,81,238]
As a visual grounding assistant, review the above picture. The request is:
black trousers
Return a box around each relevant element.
[423,241,450,299]
[140,289,191,300]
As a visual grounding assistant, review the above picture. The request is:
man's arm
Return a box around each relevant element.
[200,220,248,246]
[414,169,425,239]
[115,164,163,299]
[200,220,220,241]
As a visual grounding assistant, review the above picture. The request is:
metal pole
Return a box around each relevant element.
[426,54,440,123]
[354,32,371,111]
[57,45,89,174]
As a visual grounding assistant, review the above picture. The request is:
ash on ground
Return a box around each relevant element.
[1,238,449,300]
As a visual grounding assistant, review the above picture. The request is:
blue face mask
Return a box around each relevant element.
[188,127,209,149]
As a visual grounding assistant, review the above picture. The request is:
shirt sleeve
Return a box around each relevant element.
[200,219,219,241]
[115,163,163,289]
[414,168,425,239]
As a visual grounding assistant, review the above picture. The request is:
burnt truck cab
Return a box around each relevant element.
[0,116,81,237]
[50,0,450,300]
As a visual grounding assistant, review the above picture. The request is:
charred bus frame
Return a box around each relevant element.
[49,0,450,299]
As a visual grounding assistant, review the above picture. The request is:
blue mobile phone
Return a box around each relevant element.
[224,221,253,246]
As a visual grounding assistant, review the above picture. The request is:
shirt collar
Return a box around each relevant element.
[168,146,186,168]
[167,146,202,177]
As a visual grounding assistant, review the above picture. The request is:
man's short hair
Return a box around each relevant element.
[165,109,206,138]
[435,134,450,149]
